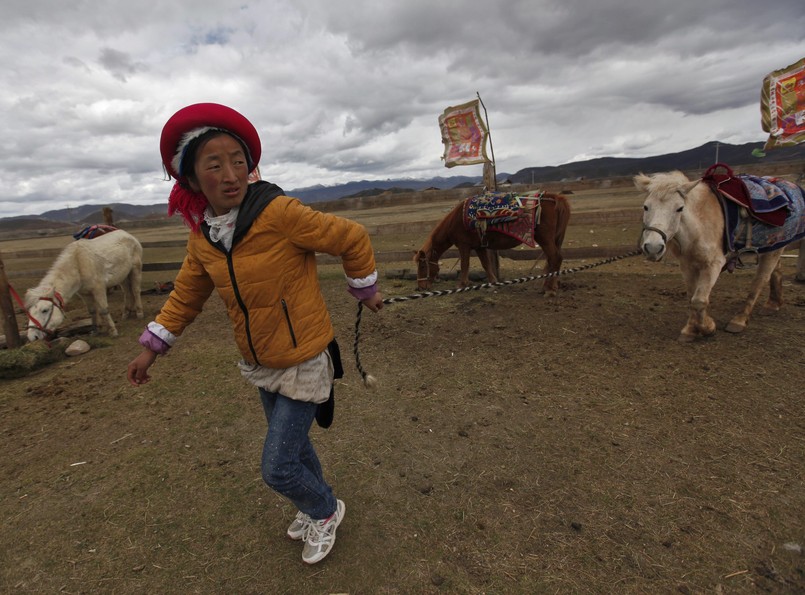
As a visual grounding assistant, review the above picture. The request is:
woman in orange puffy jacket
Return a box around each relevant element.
[127,103,383,565]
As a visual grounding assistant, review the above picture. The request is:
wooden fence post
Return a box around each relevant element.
[0,253,22,349]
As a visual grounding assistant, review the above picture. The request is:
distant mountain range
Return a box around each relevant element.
[3,140,803,226]
[509,140,804,184]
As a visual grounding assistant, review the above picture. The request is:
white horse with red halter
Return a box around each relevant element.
[636,170,804,341]
[25,229,144,342]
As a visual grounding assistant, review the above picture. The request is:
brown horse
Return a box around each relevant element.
[414,193,571,296]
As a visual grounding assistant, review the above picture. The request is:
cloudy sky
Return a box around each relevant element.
[1,0,803,219]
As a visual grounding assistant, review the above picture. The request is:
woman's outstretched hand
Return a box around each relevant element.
[127,349,158,386]
[361,292,384,313]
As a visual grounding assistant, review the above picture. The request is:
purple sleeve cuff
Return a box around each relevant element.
[138,328,171,355]
[347,283,378,301]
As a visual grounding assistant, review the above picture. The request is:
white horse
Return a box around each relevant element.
[636,170,804,342]
[25,229,144,341]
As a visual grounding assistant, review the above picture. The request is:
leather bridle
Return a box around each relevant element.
[9,285,65,339]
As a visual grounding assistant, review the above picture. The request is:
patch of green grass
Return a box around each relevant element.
[0,341,65,379]
[0,335,113,379]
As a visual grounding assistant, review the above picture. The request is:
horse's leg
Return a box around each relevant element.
[475,247,499,284]
[678,260,719,341]
[457,245,473,287]
[79,293,100,335]
[539,241,563,297]
[121,279,132,320]
[725,252,783,333]
[126,264,144,319]
[763,257,784,313]
[490,250,500,281]
[91,285,118,337]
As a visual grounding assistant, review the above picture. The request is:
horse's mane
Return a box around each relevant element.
[25,241,83,307]
[24,284,56,309]
[414,200,463,261]
[428,201,463,248]
[636,170,691,194]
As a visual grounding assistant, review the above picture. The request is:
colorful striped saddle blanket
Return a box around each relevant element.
[718,177,805,254]
[703,163,790,226]
[463,191,547,247]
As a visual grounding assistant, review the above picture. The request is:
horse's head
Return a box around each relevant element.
[25,287,66,342]
[635,172,700,261]
[414,249,440,290]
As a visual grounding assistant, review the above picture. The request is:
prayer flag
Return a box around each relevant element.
[761,57,805,150]
[438,99,489,167]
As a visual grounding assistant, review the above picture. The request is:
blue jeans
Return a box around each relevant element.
[258,389,337,520]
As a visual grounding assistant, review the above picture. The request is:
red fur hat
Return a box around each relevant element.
[160,103,262,231]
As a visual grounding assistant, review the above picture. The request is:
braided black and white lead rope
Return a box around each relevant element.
[353,248,642,387]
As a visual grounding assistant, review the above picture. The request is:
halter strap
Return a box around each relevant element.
[416,253,440,283]
[641,225,668,244]
[15,288,65,336]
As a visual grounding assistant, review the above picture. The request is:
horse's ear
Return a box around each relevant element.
[679,179,701,198]
[634,173,651,192]
[413,250,422,263]
[24,286,51,308]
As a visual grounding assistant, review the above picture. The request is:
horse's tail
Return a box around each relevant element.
[554,194,572,248]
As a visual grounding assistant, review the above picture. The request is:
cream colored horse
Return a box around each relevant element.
[636,170,803,342]
[25,229,144,341]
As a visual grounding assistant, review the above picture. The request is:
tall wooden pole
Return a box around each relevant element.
[476,92,500,277]
[477,92,497,191]
[0,253,22,349]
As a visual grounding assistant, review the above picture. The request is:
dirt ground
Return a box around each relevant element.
[1,253,804,594]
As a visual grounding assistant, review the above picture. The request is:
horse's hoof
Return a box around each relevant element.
[724,322,745,334]
[700,323,717,337]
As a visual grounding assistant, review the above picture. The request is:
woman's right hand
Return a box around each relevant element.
[127,349,158,387]
[361,291,384,313]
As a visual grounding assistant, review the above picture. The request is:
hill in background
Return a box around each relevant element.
[2,140,803,230]
[509,140,804,184]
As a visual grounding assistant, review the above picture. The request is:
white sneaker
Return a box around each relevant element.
[302,499,345,564]
[286,510,312,541]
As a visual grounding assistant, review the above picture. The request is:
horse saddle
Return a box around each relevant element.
[464,192,523,227]
[702,163,789,227]
[463,191,545,247]
[73,224,118,240]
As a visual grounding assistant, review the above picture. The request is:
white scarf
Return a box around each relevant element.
[204,207,239,251]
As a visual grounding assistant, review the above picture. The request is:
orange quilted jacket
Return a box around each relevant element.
[155,183,376,368]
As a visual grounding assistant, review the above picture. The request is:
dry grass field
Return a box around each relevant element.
[1,180,804,594]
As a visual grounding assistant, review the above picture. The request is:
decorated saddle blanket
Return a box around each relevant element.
[463,191,548,248]
[719,177,805,254]
[73,224,118,240]
[703,163,789,226]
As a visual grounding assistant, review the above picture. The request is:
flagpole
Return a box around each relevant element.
[476,92,500,277]
[476,92,497,191]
